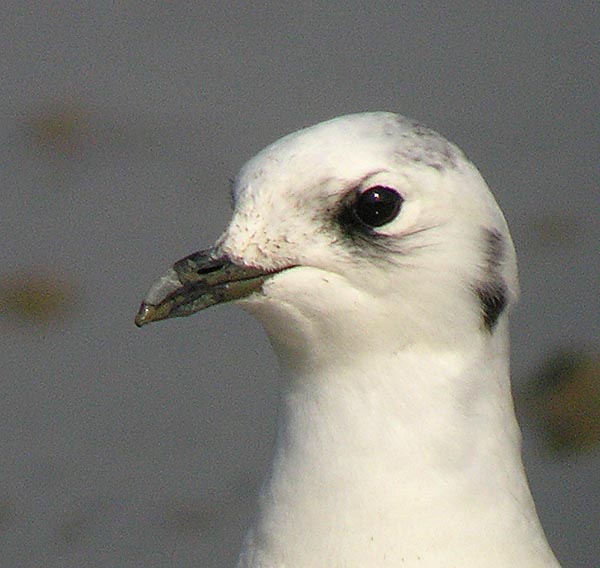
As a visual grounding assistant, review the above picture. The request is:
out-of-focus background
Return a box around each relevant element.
[1,3,598,567]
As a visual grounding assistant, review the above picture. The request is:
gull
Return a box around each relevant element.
[135,112,560,566]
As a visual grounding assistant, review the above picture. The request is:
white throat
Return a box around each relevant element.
[238,320,558,567]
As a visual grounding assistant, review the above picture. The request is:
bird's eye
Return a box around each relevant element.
[353,186,403,228]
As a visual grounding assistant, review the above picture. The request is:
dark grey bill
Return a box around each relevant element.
[134,249,279,327]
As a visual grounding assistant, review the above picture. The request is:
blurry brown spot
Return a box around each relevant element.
[0,273,76,322]
[522,351,600,454]
[25,102,92,157]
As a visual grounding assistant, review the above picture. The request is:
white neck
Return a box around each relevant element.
[238,323,559,567]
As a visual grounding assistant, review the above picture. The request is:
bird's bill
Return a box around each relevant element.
[134,249,274,327]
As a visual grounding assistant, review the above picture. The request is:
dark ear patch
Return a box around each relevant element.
[476,280,507,331]
[476,229,508,331]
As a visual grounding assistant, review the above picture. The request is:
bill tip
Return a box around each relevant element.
[135,303,156,327]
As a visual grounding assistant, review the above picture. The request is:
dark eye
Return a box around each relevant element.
[354,186,403,228]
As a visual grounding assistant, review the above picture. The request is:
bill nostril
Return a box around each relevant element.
[174,251,228,281]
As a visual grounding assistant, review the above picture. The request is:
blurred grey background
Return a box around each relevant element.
[1,2,598,567]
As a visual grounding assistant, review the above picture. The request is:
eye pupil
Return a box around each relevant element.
[354,186,403,228]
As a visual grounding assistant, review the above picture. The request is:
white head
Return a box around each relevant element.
[217,113,517,362]
[137,112,518,369]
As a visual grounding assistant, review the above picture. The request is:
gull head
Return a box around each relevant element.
[136,112,518,367]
